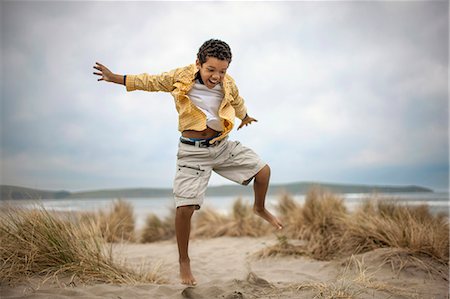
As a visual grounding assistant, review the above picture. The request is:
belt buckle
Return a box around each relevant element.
[198,140,209,148]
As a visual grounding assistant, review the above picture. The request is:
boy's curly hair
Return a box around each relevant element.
[197,39,232,65]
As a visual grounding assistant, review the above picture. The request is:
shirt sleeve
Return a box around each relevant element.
[229,81,248,120]
[125,68,177,92]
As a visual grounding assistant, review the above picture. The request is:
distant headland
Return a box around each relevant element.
[0,182,433,200]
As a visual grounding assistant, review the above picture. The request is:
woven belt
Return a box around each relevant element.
[180,136,221,148]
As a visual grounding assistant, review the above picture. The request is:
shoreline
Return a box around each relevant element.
[3,191,449,230]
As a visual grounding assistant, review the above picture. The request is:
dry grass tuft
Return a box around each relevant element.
[340,200,449,266]
[229,198,271,237]
[98,199,135,243]
[276,193,303,239]
[274,188,348,260]
[259,191,354,259]
[269,189,449,278]
[298,188,348,260]
[140,209,176,243]
[380,247,449,281]
[193,207,231,238]
[295,255,422,298]
[255,235,307,258]
[193,198,271,237]
[0,205,165,286]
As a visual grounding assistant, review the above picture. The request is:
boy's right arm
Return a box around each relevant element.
[93,62,176,92]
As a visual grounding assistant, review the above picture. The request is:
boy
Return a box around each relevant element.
[93,39,283,285]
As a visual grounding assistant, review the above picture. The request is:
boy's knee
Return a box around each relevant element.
[258,164,270,178]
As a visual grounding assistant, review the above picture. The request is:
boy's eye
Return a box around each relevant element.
[205,68,226,75]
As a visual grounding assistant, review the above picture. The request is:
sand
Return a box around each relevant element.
[1,236,448,299]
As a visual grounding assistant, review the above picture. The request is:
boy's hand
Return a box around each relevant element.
[238,115,258,130]
[93,62,124,84]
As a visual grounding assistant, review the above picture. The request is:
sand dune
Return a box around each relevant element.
[1,236,448,299]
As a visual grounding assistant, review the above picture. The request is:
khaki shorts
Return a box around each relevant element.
[173,137,266,209]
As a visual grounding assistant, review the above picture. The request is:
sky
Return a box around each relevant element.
[1,1,448,192]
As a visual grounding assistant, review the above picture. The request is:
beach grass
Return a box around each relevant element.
[138,189,448,279]
[276,193,304,238]
[295,255,421,298]
[340,200,449,261]
[0,204,165,286]
[3,188,446,287]
[138,197,271,241]
[140,209,176,243]
[261,188,449,280]
[299,188,348,260]
[193,198,271,237]
[272,189,348,260]
[97,199,135,243]
[255,235,307,258]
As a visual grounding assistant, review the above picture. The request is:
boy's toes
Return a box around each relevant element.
[181,278,197,286]
[272,218,283,230]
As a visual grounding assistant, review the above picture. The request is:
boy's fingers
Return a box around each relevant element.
[94,63,106,71]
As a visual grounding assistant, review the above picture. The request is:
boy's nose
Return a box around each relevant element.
[212,73,221,80]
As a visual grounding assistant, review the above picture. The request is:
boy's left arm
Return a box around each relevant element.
[229,82,257,130]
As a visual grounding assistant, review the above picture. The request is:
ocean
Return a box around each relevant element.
[5,192,449,229]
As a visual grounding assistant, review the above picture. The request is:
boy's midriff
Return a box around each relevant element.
[182,127,221,139]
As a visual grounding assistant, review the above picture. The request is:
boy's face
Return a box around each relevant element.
[196,57,229,89]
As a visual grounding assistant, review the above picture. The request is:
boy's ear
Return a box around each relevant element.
[195,59,201,70]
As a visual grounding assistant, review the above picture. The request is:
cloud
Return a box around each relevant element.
[1,1,448,191]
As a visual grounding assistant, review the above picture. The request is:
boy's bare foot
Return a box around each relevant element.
[180,259,197,286]
[253,207,283,230]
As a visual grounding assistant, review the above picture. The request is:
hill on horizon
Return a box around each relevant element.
[0,182,433,200]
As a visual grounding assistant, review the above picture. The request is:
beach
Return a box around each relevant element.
[1,191,449,299]
[1,236,448,299]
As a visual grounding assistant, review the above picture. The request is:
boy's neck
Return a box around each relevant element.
[195,71,204,85]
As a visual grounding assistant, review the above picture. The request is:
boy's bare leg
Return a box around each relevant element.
[175,205,197,285]
[253,165,283,230]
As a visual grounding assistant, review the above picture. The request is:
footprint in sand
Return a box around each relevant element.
[181,287,204,299]
[246,272,271,287]
[182,287,244,299]
[225,291,244,299]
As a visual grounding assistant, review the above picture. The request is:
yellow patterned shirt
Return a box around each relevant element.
[125,64,247,143]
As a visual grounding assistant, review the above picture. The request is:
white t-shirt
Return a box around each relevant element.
[187,80,224,131]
